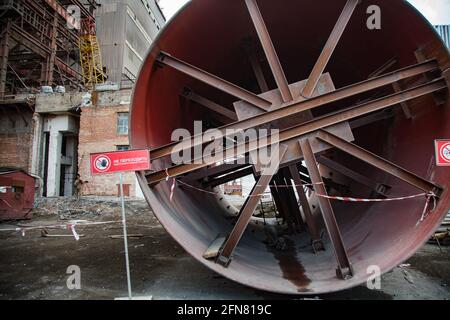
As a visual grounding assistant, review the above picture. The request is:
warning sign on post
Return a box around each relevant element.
[90,150,151,175]
[435,140,450,167]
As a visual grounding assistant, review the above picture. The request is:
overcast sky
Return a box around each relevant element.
[158,0,450,25]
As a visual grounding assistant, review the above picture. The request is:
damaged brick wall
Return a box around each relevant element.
[78,89,139,197]
[0,107,34,172]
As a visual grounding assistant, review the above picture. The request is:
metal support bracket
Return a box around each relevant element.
[300,138,353,279]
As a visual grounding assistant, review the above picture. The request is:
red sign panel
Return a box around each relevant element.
[90,150,151,175]
[435,140,450,166]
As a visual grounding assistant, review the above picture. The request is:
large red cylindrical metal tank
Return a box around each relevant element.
[131,0,450,294]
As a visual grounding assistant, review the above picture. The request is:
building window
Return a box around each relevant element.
[117,112,129,135]
[116,145,130,151]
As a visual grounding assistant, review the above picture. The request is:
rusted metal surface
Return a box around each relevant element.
[205,166,254,188]
[316,130,442,195]
[149,60,439,161]
[157,52,272,111]
[242,39,270,93]
[300,139,353,278]
[131,0,450,294]
[317,156,389,196]
[180,88,238,121]
[301,0,360,98]
[146,78,446,185]
[288,165,323,251]
[244,0,293,102]
[0,170,35,220]
[217,145,288,266]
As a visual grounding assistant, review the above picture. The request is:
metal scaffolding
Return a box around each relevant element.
[0,0,99,99]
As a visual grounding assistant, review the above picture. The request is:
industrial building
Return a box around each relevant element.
[77,0,165,198]
[96,0,165,86]
[0,0,165,198]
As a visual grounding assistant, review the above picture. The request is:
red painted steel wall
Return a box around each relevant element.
[0,171,35,220]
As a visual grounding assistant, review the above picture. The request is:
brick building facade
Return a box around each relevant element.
[78,89,143,197]
[0,103,34,172]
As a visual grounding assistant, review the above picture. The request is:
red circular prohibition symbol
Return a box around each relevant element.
[440,143,450,163]
[94,155,112,172]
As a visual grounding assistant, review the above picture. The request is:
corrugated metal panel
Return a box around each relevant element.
[434,25,450,49]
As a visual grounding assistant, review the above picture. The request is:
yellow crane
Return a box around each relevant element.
[79,17,105,89]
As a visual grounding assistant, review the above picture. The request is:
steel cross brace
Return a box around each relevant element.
[150,60,439,161]
[146,78,447,185]
[299,139,353,279]
[216,145,288,267]
[315,130,442,195]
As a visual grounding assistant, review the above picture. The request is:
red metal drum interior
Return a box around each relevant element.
[131,0,450,294]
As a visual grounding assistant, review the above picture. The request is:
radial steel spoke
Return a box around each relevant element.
[302,0,360,98]
[270,177,289,222]
[243,39,270,93]
[147,78,447,185]
[392,81,412,119]
[300,139,353,279]
[288,165,324,251]
[245,0,293,102]
[181,88,238,121]
[368,58,412,119]
[183,163,248,182]
[415,48,447,106]
[205,166,255,188]
[217,145,288,267]
[316,130,443,195]
[368,58,398,78]
[157,52,272,111]
[150,60,439,161]
[279,168,304,233]
[317,156,389,196]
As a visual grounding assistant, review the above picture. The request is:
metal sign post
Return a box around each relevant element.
[90,149,151,300]
[119,172,132,300]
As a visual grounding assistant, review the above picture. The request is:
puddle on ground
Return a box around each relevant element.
[266,237,311,293]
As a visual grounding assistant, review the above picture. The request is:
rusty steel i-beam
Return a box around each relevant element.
[149,60,439,161]
[146,78,447,185]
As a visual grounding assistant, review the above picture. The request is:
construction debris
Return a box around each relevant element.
[403,270,415,285]
[41,229,85,238]
[32,197,152,220]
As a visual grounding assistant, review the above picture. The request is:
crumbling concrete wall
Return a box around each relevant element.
[78,89,140,197]
[35,92,85,113]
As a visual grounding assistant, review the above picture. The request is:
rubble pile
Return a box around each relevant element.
[33,197,152,219]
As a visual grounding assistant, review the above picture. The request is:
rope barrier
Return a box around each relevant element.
[0,177,437,240]
[167,176,437,223]
[165,168,176,202]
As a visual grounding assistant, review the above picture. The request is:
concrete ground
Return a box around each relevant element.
[0,197,449,300]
